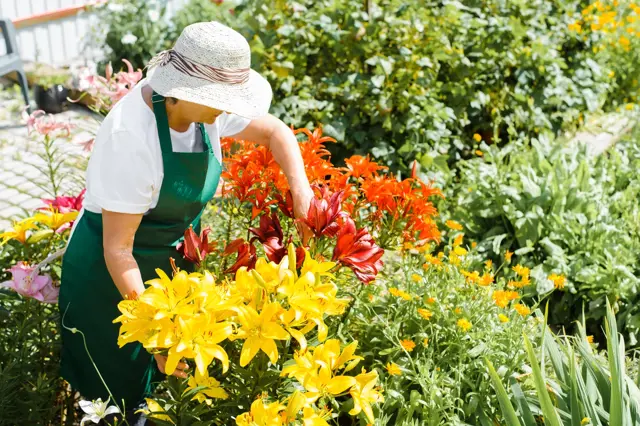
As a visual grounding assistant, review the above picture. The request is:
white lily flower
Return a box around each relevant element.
[79,398,120,425]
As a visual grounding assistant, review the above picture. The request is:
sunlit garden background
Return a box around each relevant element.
[1,0,640,425]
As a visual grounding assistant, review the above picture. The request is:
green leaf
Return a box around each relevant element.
[486,359,521,426]
[606,299,625,426]
[524,333,562,426]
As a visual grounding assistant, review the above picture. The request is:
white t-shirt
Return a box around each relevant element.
[83,79,250,214]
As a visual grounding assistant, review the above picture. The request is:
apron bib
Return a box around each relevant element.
[59,91,222,408]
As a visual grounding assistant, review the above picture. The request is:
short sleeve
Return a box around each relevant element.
[219,112,251,137]
[85,129,157,214]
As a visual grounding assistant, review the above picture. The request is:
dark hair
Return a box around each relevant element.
[167,97,179,104]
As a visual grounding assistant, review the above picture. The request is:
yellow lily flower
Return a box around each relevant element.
[33,209,78,231]
[234,301,290,366]
[301,366,356,402]
[166,314,233,376]
[0,217,36,245]
[139,270,198,321]
[300,249,336,278]
[235,398,285,426]
[113,300,173,348]
[349,369,383,424]
[136,398,174,424]
[302,406,331,426]
[185,370,228,405]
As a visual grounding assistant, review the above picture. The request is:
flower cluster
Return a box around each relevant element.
[76,59,143,114]
[218,127,442,284]
[115,245,381,423]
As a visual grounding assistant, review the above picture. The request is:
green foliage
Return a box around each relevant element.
[442,125,640,344]
[222,0,613,170]
[487,300,640,425]
[88,0,170,72]
[344,248,541,424]
[169,0,239,44]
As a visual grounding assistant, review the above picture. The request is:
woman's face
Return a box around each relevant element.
[176,99,225,124]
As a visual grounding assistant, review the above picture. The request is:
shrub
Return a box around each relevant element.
[441,126,640,345]
[217,0,615,171]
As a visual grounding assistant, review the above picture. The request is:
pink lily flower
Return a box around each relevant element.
[0,262,55,303]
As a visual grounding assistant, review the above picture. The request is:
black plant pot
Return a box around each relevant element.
[33,84,69,114]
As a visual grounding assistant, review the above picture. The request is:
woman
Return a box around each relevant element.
[59,22,313,416]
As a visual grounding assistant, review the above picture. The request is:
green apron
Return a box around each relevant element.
[59,91,222,409]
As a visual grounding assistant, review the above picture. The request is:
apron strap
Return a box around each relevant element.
[151,91,174,154]
[198,123,213,152]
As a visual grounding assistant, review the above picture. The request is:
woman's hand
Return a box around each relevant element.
[292,187,314,244]
[154,354,190,379]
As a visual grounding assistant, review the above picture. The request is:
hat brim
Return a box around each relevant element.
[146,65,272,119]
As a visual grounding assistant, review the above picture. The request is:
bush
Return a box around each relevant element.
[88,0,169,72]
[213,0,614,171]
[441,125,640,345]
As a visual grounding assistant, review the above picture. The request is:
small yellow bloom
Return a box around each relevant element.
[411,273,422,283]
[33,209,78,231]
[417,308,433,320]
[493,290,519,308]
[473,133,482,142]
[400,339,416,352]
[389,287,411,301]
[620,36,631,48]
[448,254,461,266]
[453,246,468,256]
[586,335,594,344]
[581,417,591,425]
[445,220,463,231]
[505,250,513,262]
[626,103,634,110]
[386,362,402,376]
[423,337,429,346]
[453,234,464,247]
[514,303,531,316]
[454,307,462,315]
[475,150,484,157]
[457,318,472,332]
[485,260,493,270]
[480,273,494,287]
[425,254,442,266]
[426,297,436,305]
[513,264,530,278]
[368,294,375,302]
[548,274,566,290]
[471,241,477,249]
[498,314,510,323]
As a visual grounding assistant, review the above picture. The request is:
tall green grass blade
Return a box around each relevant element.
[510,379,537,425]
[606,300,624,426]
[523,334,562,426]
[568,345,582,426]
[486,359,522,426]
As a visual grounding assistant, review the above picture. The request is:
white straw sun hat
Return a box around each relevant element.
[146,21,272,119]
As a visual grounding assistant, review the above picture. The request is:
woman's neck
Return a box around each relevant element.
[142,85,193,132]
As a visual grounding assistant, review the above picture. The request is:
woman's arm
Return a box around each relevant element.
[102,210,189,378]
[230,115,314,220]
[102,210,146,299]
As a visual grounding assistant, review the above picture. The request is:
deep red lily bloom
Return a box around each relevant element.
[301,187,346,238]
[249,213,286,263]
[274,191,295,219]
[40,189,85,213]
[332,217,384,284]
[223,238,257,273]
[176,225,215,267]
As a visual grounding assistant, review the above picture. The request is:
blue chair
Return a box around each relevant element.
[0,18,31,111]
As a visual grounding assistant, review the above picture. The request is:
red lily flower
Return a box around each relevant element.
[300,187,346,238]
[40,189,85,213]
[223,238,257,273]
[249,213,286,263]
[274,191,295,219]
[176,225,215,267]
[332,217,384,284]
